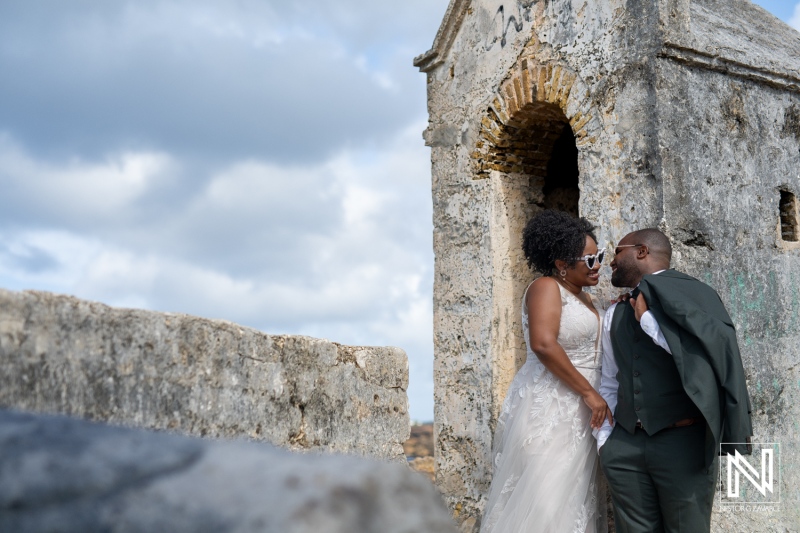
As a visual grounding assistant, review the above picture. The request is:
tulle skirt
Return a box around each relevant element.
[480,360,607,533]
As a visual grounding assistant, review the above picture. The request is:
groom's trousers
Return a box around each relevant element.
[599,423,718,533]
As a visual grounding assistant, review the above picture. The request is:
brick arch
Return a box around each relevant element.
[472,57,600,178]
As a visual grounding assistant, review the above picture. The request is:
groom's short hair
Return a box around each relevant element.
[631,228,672,264]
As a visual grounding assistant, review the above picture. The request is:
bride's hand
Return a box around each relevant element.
[583,391,613,429]
[610,292,630,305]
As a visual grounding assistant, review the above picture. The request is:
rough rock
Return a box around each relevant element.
[0,288,409,461]
[0,409,458,533]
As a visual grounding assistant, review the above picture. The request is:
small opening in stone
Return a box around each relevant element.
[543,123,579,216]
[779,189,798,242]
[478,101,580,217]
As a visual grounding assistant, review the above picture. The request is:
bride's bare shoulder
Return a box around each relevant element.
[530,276,559,289]
[525,276,561,304]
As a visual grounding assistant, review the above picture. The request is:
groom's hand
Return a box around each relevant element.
[630,293,648,322]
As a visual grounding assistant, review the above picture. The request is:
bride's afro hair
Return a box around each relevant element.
[522,210,597,275]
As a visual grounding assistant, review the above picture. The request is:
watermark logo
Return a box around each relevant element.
[719,443,780,506]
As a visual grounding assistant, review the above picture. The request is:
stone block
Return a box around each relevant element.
[0,410,457,533]
[0,288,409,461]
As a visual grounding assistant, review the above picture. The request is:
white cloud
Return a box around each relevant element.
[0,134,173,223]
[0,230,102,294]
[790,2,800,30]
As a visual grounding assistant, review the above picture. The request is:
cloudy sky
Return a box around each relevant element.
[0,1,798,422]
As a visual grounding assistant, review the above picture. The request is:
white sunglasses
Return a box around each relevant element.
[574,248,606,269]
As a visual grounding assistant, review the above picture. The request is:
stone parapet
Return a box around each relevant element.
[0,288,409,461]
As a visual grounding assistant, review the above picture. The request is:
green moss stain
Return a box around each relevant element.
[791,270,800,331]
[726,271,789,345]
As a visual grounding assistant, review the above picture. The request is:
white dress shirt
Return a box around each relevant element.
[593,273,671,451]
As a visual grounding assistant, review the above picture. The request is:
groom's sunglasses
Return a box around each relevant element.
[575,248,606,269]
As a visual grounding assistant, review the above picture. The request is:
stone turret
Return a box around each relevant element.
[416,0,800,530]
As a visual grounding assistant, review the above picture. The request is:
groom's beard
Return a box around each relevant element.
[611,261,638,288]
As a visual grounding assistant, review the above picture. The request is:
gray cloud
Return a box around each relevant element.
[0,1,443,165]
[0,242,60,274]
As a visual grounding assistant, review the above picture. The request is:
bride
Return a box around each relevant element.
[480,210,610,533]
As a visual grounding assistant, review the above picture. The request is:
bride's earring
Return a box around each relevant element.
[560,269,567,278]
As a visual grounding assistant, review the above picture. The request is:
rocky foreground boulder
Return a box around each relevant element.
[0,410,457,533]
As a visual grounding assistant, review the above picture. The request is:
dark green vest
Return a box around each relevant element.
[611,299,702,435]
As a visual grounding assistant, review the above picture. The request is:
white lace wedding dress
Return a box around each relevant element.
[480,281,607,533]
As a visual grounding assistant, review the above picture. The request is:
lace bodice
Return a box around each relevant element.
[522,280,602,370]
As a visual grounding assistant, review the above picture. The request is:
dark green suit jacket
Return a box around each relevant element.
[638,270,753,464]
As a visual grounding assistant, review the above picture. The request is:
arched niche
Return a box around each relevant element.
[472,59,598,428]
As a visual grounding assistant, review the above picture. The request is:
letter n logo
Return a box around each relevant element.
[720,443,780,504]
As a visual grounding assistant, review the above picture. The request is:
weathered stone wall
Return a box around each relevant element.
[0,409,457,533]
[0,288,409,461]
[653,8,800,528]
[417,0,800,530]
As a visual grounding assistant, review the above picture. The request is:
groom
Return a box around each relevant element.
[594,228,753,533]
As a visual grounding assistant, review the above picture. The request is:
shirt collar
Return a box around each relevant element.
[631,270,666,293]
